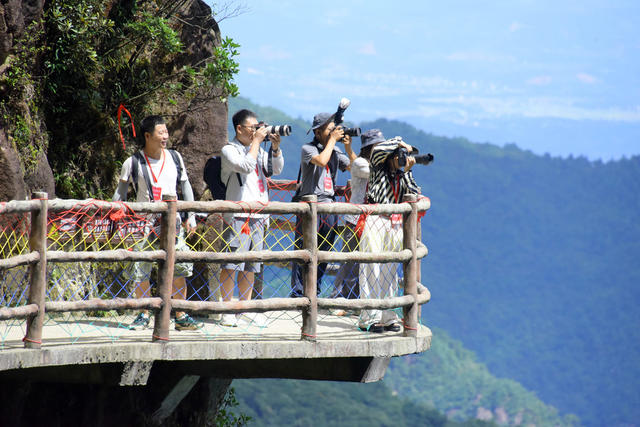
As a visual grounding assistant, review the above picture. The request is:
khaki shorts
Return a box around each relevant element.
[126,230,193,282]
[221,216,265,273]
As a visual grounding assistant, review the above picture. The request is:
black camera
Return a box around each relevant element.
[395,147,434,167]
[342,127,361,137]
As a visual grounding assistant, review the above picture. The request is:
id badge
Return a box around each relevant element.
[391,214,402,225]
[152,185,162,201]
[324,175,333,191]
[256,168,265,193]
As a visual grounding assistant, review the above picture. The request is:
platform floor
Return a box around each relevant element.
[2,310,410,347]
[1,310,432,374]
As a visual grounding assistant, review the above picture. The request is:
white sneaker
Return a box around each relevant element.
[239,312,268,327]
[220,313,238,327]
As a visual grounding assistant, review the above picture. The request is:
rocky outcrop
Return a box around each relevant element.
[0,0,227,201]
[0,128,27,201]
[0,0,54,201]
[169,0,228,198]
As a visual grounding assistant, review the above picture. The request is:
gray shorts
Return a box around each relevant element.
[222,216,266,272]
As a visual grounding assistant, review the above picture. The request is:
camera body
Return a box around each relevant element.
[331,98,360,139]
[394,146,434,168]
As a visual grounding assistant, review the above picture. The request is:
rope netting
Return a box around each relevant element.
[0,182,425,347]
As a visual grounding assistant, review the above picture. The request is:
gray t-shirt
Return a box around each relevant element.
[298,141,350,202]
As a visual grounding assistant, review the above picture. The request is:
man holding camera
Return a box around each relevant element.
[290,112,357,297]
[219,109,284,327]
[358,136,421,333]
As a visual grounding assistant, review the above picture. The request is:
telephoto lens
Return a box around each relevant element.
[264,124,292,136]
[414,153,434,165]
[343,127,361,137]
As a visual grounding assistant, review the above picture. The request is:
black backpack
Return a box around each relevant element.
[203,148,275,200]
[203,156,232,200]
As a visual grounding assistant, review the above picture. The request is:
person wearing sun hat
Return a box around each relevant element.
[290,112,357,297]
[358,134,421,333]
[330,129,386,309]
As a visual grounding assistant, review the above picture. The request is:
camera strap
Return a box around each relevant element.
[264,146,274,177]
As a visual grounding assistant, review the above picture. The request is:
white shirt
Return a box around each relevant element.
[119,149,188,203]
[220,139,284,218]
[345,156,370,225]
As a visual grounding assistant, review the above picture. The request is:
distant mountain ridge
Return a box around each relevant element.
[227,96,640,426]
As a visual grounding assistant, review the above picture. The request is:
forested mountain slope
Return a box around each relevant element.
[228,96,640,426]
[235,328,577,426]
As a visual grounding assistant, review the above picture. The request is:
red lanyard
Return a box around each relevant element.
[143,150,165,184]
[390,173,401,203]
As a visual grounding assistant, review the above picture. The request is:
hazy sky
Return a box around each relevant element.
[213,0,640,160]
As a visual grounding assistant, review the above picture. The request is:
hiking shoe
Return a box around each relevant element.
[359,324,385,333]
[129,312,150,330]
[175,314,203,331]
[384,323,402,332]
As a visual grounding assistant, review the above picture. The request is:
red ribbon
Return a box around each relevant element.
[241,218,251,235]
[117,104,136,150]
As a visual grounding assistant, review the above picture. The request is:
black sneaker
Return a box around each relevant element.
[359,324,384,333]
[129,312,150,330]
[384,323,402,332]
[175,314,203,331]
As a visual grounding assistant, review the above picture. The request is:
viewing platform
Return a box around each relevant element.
[0,181,431,423]
[1,310,431,384]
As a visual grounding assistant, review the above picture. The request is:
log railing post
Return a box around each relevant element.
[24,192,48,349]
[402,194,418,337]
[152,195,177,342]
[300,195,317,341]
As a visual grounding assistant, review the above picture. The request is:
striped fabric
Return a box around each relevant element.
[366,138,420,204]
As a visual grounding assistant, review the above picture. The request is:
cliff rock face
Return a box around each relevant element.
[169,0,228,198]
[0,0,54,201]
[0,0,228,201]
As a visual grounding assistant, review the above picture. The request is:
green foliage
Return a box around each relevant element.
[215,388,252,427]
[205,37,241,102]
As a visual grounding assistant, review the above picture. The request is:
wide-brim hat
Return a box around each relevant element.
[361,129,386,148]
[306,112,334,134]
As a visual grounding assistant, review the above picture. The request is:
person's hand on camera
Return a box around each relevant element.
[253,126,269,144]
[342,133,352,147]
[405,156,416,171]
[269,133,281,150]
[329,125,345,143]
[398,140,413,153]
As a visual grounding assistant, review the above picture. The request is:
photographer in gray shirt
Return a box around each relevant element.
[290,112,357,297]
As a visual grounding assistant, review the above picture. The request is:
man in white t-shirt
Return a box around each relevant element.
[219,109,284,327]
[113,115,201,331]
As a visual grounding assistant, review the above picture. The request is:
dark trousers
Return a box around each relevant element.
[290,213,338,297]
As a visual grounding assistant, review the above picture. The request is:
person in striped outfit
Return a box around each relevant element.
[358,136,420,333]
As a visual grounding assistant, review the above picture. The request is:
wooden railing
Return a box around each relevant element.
[0,190,431,348]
